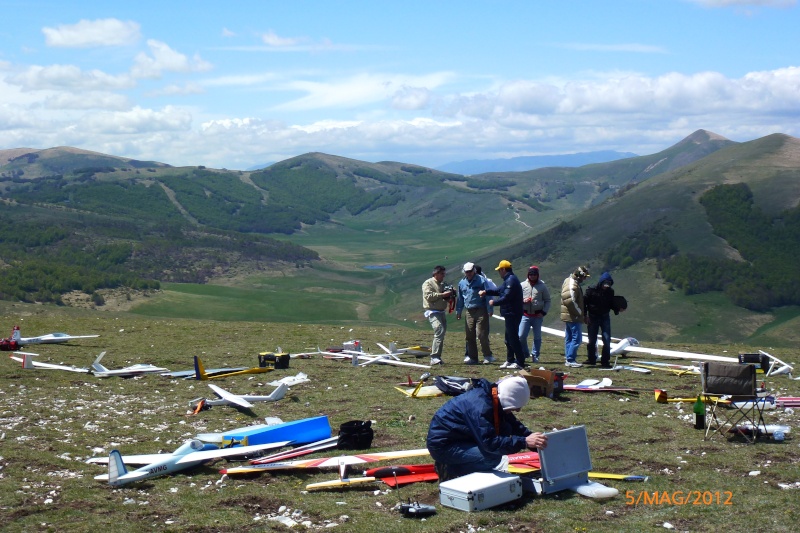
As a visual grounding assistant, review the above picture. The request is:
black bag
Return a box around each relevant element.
[337,420,374,450]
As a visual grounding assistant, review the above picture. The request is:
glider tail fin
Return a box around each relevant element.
[107,449,127,486]
[21,353,35,369]
[91,351,109,373]
[267,383,289,401]
[11,326,21,342]
[194,356,209,380]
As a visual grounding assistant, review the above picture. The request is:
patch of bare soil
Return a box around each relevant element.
[60,288,160,311]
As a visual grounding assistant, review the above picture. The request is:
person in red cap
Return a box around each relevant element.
[519,266,551,363]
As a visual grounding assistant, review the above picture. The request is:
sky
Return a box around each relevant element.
[1,0,799,170]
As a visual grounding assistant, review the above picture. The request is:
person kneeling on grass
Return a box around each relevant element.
[426,375,547,481]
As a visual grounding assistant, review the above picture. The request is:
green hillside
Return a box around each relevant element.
[1,131,799,346]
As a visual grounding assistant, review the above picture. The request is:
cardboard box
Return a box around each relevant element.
[439,471,523,511]
[519,369,555,398]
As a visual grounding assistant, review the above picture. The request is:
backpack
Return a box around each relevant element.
[337,420,374,450]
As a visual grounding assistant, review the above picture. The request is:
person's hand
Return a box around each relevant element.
[442,290,454,299]
[489,300,495,306]
[524,297,532,303]
[526,432,547,450]
[478,290,486,297]
[456,313,462,320]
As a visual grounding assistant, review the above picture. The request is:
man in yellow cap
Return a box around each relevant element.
[480,260,525,370]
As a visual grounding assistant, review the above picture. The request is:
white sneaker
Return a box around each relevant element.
[506,363,522,370]
[498,361,510,369]
[430,357,443,366]
[565,361,582,368]
[483,355,496,364]
[464,356,472,363]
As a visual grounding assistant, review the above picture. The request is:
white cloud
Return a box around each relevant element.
[79,106,192,134]
[131,40,212,79]
[42,19,141,48]
[147,83,205,97]
[391,87,432,110]
[10,64,133,91]
[43,92,130,110]
[222,27,236,38]
[261,30,304,47]
[274,72,454,111]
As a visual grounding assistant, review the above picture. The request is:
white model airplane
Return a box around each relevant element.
[10,325,99,345]
[321,342,432,369]
[88,439,290,486]
[535,322,795,378]
[192,382,289,411]
[9,353,90,373]
[89,352,169,378]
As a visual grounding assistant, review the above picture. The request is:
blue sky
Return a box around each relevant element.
[1,0,799,169]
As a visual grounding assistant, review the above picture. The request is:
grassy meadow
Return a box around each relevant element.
[1,301,799,532]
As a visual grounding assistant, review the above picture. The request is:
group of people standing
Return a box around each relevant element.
[422,261,624,369]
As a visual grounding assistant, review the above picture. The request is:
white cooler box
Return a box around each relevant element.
[439,471,523,511]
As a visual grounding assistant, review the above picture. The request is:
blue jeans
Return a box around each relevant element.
[519,314,543,360]
[429,442,502,481]
[587,313,611,364]
[564,321,582,362]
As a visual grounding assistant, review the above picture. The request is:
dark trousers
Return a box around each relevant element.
[587,313,612,365]
[503,313,525,366]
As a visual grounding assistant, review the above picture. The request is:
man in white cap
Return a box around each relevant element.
[426,375,548,481]
[456,262,494,365]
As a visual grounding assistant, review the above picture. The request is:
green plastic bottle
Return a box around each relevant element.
[693,395,706,430]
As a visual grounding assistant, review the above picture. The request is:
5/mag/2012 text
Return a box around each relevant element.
[626,490,733,506]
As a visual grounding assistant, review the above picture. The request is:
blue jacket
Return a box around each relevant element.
[456,275,488,314]
[486,271,523,317]
[426,379,531,458]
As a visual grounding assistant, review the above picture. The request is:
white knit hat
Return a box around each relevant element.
[497,376,530,410]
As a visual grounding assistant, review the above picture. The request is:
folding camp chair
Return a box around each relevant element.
[701,362,767,443]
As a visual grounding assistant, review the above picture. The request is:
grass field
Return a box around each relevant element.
[1,302,799,532]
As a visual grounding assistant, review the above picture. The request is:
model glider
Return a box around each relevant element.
[266,372,310,387]
[7,325,99,346]
[221,448,431,475]
[193,355,272,380]
[533,319,796,379]
[90,439,289,486]
[321,342,432,369]
[9,353,90,373]
[192,382,288,411]
[249,436,339,465]
[89,352,169,378]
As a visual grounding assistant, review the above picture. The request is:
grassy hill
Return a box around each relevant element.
[2,131,799,346]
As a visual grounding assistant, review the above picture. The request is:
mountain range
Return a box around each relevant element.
[1,129,799,345]
[436,150,639,175]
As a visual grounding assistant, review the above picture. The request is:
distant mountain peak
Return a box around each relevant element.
[682,129,731,145]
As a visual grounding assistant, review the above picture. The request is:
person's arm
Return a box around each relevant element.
[541,284,551,315]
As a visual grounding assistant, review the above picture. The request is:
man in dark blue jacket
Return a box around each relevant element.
[583,271,625,368]
[480,260,526,369]
[427,376,547,481]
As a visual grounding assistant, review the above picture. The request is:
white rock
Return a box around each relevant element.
[749,471,761,476]
[663,522,674,529]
